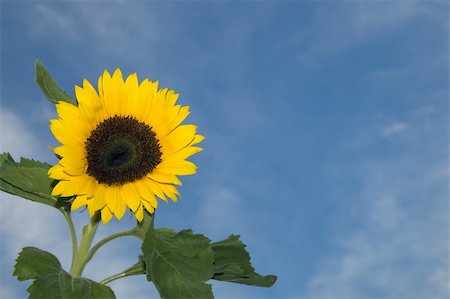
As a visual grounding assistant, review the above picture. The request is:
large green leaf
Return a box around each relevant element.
[211,235,277,287]
[142,228,214,299]
[13,247,62,281]
[35,60,77,105]
[0,153,67,210]
[14,247,116,299]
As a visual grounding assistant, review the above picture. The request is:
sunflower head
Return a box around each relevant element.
[49,69,204,223]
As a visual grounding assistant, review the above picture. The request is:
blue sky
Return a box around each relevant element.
[0,1,448,298]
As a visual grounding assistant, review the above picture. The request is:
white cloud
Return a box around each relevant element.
[28,2,160,64]
[379,122,409,138]
[0,108,38,160]
[304,169,448,298]
[302,107,449,298]
[0,193,72,261]
[196,185,243,238]
[108,275,158,299]
[293,2,444,64]
[32,3,82,41]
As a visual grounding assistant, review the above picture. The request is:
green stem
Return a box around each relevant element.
[70,213,101,277]
[84,229,137,266]
[100,264,145,285]
[100,272,128,285]
[61,210,78,268]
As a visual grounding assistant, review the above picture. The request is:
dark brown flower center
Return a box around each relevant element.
[85,115,162,185]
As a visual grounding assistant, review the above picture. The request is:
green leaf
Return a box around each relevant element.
[211,235,277,287]
[14,247,116,299]
[18,157,51,168]
[0,153,67,210]
[35,60,77,105]
[142,228,214,299]
[155,227,177,238]
[13,247,62,281]
[0,152,17,171]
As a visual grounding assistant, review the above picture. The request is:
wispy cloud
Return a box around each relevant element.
[302,107,449,299]
[26,2,160,67]
[0,108,39,160]
[379,121,409,138]
[196,185,243,238]
[291,2,445,64]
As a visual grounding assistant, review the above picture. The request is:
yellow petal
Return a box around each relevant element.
[97,70,110,98]
[125,73,139,92]
[141,199,155,214]
[131,79,152,121]
[135,179,152,199]
[163,146,203,161]
[120,183,140,212]
[100,70,121,116]
[76,82,98,105]
[89,184,106,211]
[105,185,119,212]
[146,87,166,123]
[84,176,98,198]
[134,204,144,222]
[87,198,96,217]
[150,105,181,138]
[51,180,67,196]
[159,124,197,155]
[164,89,179,107]
[92,189,106,211]
[166,106,190,134]
[55,101,78,121]
[101,206,113,223]
[159,183,180,202]
[147,170,182,185]
[114,199,127,220]
[75,85,103,123]
[191,134,205,146]
[72,195,87,210]
[61,179,86,197]
[158,160,197,176]
[112,68,128,115]
[83,78,99,98]
[54,145,86,160]
[48,164,70,180]
[59,156,87,176]
[146,178,167,202]
[50,119,84,145]
[142,193,158,209]
[125,73,141,117]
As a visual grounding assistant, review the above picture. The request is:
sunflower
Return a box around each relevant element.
[48,69,204,223]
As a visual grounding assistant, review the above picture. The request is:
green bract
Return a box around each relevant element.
[35,60,77,105]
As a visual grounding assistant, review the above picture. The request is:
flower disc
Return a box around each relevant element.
[49,69,204,223]
[85,115,162,185]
